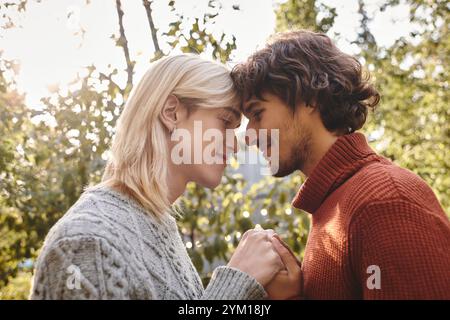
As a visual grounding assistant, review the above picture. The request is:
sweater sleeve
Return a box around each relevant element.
[30,235,266,300]
[348,199,450,299]
[30,236,140,300]
[201,266,267,300]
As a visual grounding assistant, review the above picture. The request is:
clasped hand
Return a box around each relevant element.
[227,227,302,300]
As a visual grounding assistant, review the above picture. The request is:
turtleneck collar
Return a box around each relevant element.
[292,132,383,213]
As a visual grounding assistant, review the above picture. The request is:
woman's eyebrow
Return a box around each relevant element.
[222,107,242,121]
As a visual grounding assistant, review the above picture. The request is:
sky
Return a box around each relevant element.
[0,0,415,108]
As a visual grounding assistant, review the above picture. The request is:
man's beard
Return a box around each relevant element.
[272,125,312,178]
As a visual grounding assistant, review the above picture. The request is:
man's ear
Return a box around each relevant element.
[160,94,180,132]
[306,104,316,115]
[294,101,315,117]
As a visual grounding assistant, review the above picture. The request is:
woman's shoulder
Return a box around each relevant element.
[31,185,177,299]
[42,185,144,249]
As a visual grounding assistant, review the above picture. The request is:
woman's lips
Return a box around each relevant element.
[215,153,227,164]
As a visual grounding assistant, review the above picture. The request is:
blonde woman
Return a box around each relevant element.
[30,54,299,300]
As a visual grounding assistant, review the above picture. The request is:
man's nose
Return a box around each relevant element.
[245,123,258,147]
[224,132,239,156]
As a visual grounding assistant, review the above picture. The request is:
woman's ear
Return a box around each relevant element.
[160,94,180,132]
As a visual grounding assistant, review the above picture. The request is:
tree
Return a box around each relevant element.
[274,0,449,215]
[2,0,447,299]
[358,0,450,214]
[275,0,337,33]
[164,0,236,63]
[0,55,33,287]
[0,0,250,294]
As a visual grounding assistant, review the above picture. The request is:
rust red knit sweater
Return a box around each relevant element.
[292,132,450,299]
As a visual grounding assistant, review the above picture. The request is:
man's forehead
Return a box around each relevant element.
[244,98,259,106]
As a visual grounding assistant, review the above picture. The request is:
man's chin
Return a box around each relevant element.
[271,164,296,178]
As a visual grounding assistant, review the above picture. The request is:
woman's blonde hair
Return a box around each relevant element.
[97,54,238,219]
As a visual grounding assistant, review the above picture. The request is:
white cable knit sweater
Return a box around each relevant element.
[29,185,266,300]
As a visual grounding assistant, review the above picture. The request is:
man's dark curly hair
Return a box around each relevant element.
[231,30,380,135]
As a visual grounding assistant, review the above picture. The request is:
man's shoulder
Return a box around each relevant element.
[348,159,434,201]
[340,159,443,218]
[341,161,448,241]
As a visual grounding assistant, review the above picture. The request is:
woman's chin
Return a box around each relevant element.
[195,170,224,189]
[198,178,221,189]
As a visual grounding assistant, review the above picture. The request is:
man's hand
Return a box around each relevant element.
[264,235,303,300]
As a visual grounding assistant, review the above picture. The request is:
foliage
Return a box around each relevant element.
[178,169,309,286]
[164,0,237,63]
[358,0,450,213]
[275,0,337,33]
[275,0,449,214]
[0,0,448,299]
[0,0,256,298]
[0,271,31,300]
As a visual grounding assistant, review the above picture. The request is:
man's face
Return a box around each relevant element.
[243,92,313,177]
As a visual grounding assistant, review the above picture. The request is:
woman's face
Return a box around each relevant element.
[169,105,241,189]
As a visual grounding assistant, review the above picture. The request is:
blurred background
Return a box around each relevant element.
[0,0,448,299]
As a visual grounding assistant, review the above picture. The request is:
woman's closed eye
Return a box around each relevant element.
[219,111,241,129]
[220,115,233,126]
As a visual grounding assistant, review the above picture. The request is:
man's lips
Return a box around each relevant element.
[261,144,271,158]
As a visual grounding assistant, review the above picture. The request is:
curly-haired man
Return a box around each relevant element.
[231,30,450,299]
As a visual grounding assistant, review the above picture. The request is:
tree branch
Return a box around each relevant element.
[142,0,163,59]
[115,0,134,89]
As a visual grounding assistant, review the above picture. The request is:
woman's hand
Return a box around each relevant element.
[264,235,303,300]
[227,228,284,287]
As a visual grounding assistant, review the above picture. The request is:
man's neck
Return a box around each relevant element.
[302,131,339,177]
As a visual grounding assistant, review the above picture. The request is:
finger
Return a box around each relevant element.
[263,229,276,240]
[254,224,263,231]
[273,234,301,267]
[272,249,285,272]
[276,270,288,276]
[249,227,272,241]
[241,229,254,241]
[271,236,301,275]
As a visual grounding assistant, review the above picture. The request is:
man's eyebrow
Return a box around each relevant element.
[243,100,261,114]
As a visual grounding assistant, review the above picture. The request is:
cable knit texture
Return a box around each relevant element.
[292,132,450,299]
[29,185,266,300]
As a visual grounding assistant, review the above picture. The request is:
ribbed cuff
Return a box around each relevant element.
[203,266,267,300]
